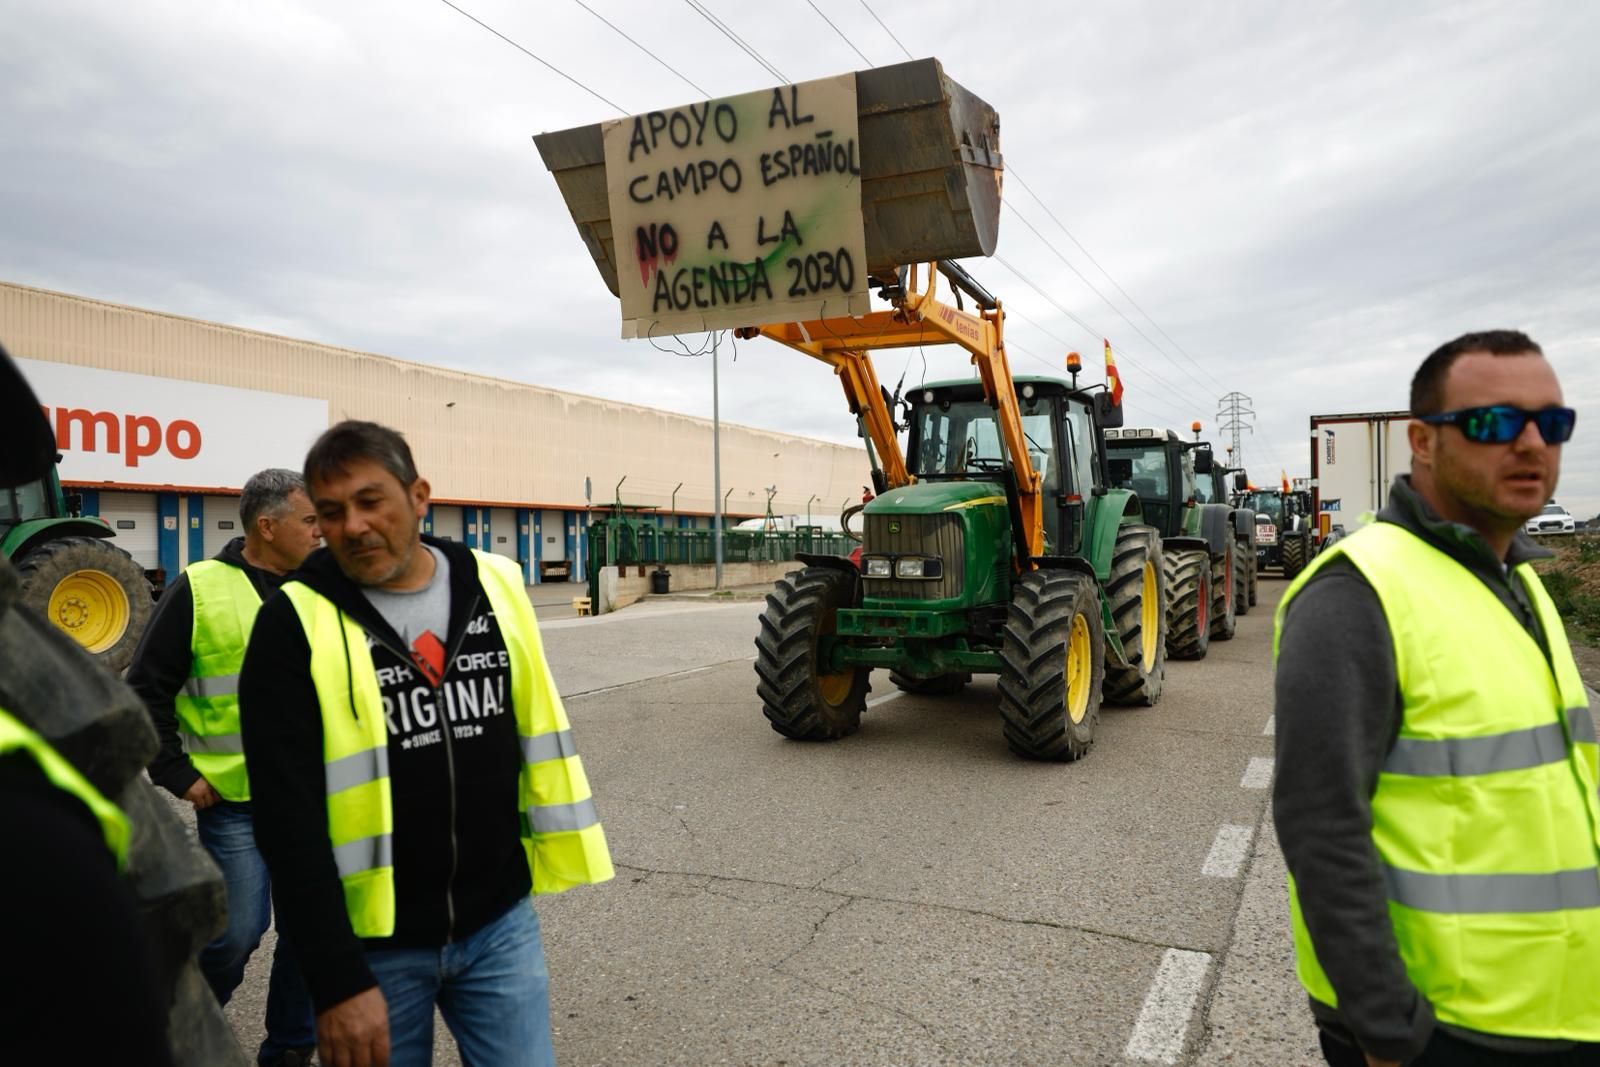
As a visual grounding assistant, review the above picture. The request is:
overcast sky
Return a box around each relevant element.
[4,0,1597,518]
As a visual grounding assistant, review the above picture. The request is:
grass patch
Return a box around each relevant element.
[1534,537,1600,646]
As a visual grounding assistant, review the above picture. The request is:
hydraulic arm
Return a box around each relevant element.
[737,261,1044,561]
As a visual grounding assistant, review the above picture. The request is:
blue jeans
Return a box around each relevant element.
[366,897,554,1067]
[195,800,317,1063]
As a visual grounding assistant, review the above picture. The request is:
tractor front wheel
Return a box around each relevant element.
[1210,540,1239,640]
[15,536,153,673]
[754,568,869,740]
[1165,548,1212,660]
[997,570,1106,760]
[1282,533,1309,580]
[1102,525,1166,706]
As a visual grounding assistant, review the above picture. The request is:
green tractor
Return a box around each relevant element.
[1,460,153,671]
[749,265,1166,762]
[1239,486,1317,579]
[1195,451,1258,610]
[1103,428,1245,657]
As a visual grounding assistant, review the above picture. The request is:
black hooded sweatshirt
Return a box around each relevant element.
[239,536,531,1013]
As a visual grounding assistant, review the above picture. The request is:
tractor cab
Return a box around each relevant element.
[903,375,1104,560]
[1101,428,1206,539]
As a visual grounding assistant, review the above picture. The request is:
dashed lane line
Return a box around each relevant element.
[1240,756,1275,790]
[866,691,905,709]
[1124,948,1213,1063]
[1201,824,1255,879]
[1263,714,1275,735]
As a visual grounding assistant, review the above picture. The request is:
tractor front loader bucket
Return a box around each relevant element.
[533,57,1002,297]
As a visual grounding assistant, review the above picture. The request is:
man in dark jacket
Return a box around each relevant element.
[129,468,322,1066]
[240,421,611,1067]
[1274,330,1596,1065]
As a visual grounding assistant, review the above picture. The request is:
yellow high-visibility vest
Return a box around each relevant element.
[0,705,130,867]
[1275,522,1599,1040]
[282,550,613,938]
[174,560,259,801]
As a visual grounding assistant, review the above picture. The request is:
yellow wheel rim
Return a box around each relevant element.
[1140,560,1159,665]
[1065,611,1092,724]
[48,569,131,654]
[814,603,855,705]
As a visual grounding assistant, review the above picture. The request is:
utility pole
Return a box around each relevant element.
[1216,392,1256,470]
[712,340,723,590]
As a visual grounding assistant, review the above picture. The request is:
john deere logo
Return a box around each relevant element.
[888,521,901,534]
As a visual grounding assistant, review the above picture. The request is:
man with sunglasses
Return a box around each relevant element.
[1273,330,1596,1066]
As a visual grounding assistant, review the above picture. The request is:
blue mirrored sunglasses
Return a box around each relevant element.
[1418,405,1576,444]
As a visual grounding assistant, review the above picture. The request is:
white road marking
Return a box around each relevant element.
[1201,824,1254,878]
[1124,948,1213,1064]
[567,662,729,700]
[1262,714,1275,735]
[866,691,905,709]
[1240,757,1275,790]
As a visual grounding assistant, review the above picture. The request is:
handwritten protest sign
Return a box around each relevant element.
[601,73,870,339]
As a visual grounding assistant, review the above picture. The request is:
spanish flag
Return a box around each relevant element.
[1104,339,1124,407]
[1281,470,1291,494]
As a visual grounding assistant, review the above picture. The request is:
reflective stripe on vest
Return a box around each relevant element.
[284,550,613,939]
[0,706,130,867]
[1275,522,1600,1041]
[175,560,260,802]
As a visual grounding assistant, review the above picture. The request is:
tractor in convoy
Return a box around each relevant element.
[536,59,1169,760]
[0,456,153,671]
[1103,427,1242,658]
[1193,440,1258,610]
[1239,484,1317,579]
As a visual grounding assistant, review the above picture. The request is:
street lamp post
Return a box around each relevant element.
[712,342,724,590]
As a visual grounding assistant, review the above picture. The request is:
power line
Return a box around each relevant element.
[806,0,874,66]
[858,0,914,61]
[1216,391,1256,469]
[435,0,627,115]
[1003,196,1219,402]
[1006,164,1228,394]
[682,0,788,82]
[572,0,709,98]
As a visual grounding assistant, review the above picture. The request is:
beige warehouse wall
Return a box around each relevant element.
[0,282,870,517]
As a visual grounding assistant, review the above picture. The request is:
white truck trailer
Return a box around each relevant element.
[1308,410,1411,538]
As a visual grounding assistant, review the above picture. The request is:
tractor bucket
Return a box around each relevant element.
[533,58,1002,297]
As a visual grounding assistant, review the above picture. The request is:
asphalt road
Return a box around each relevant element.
[221,577,1323,1065]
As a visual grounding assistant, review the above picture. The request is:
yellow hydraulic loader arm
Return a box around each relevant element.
[736,261,1045,561]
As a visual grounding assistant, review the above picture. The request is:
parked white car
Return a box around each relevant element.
[1525,503,1577,535]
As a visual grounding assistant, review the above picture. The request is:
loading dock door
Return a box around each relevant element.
[431,505,464,542]
[538,510,566,561]
[96,492,160,569]
[202,496,244,560]
[489,507,518,563]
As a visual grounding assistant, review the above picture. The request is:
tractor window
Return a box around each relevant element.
[1242,492,1285,525]
[0,479,51,528]
[1194,470,1220,504]
[1108,443,1171,532]
[1062,400,1096,501]
[912,400,1054,479]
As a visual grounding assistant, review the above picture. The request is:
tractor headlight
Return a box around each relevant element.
[864,556,892,578]
[895,557,944,579]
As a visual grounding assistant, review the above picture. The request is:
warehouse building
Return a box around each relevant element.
[1,281,869,587]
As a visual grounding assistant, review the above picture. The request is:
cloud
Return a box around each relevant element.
[2,0,1597,517]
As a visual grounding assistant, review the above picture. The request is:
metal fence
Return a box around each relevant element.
[589,519,854,568]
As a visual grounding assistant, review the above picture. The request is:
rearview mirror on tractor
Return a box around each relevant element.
[1096,393,1124,429]
[1108,458,1134,486]
[1194,448,1214,475]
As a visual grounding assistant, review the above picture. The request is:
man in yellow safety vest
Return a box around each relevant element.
[1274,330,1595,1065]
[129,467,323,1066]
[240,420,612,1067]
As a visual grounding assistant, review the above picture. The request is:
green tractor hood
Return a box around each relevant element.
[864,479,1007,516]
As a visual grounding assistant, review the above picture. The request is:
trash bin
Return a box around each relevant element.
[650,568,671,595]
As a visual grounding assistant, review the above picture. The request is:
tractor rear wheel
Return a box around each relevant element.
[1282,533,1308,579]
[754,567,869,740]
[997,570,1105,760]
[1165,548,1212,660]
[1210,541,1239,640]
[889,671,969,695]
[1101,525,1166,706]
[15,536,153,673]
